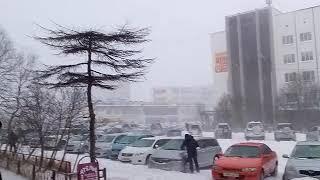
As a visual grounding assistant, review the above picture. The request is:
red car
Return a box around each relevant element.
[212,142,278,180]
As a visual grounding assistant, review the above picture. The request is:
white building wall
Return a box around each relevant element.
[210,31,229,106]
[273,6,320,92]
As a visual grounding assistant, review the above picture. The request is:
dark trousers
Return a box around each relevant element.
[187,153,199,173]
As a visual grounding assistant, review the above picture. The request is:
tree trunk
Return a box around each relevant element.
[87,38,96,162]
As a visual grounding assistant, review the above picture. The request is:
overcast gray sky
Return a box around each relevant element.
[1,0,319,100]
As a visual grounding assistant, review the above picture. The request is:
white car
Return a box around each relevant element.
[118,137,172,164]
[244,121,265,140]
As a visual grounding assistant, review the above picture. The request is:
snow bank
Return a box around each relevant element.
[0,168,26,180]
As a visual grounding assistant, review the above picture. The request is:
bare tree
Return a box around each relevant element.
[277,74,320,110]
[19,79,58,168]
[34,25,153,161]
[1,55,36,151]
[0,28,20,105]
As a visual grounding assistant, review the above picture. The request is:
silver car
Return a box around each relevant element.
[95,133,126,158]
[214,123,232,139]
[306,126,320,141]
[148,137,222,172]
[283,141,320,180]
[274,123,296,141]
[244,121,265,140]
[66,135,89,154]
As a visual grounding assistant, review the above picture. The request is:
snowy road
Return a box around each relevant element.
[58,132,305,180]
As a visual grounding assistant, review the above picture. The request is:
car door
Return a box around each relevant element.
[196,139,207,167]
[261,144,275,174]
[202,139,221,167]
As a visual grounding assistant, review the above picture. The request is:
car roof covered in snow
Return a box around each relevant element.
[296,141,320,146]
[142,136,178,140]
[232,142,265,147]
[105,133,127,136]
[277,123,292,125]
[218,123,229,125]
[248,121,262,124]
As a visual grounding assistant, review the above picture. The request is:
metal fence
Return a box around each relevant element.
[0,150,75,180]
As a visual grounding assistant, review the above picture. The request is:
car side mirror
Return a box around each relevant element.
[154,144,159,149]
[214,153,223,161]
[282,154,289,159]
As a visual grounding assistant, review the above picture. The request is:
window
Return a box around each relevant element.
[301,51,313,61]
[261,145,272,154]
[285,72,297,82]
[282,35,294,44]
[283,54,295,64]
[154,139,170,148]
[198,139,219,148]
[302,71,315,81]
[300,32,312,41]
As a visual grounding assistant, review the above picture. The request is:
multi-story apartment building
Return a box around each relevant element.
[274,6,320,91]
[210,4,320,125]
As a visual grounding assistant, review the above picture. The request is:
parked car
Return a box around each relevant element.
[274,123,296,141]
[66,135,89,154]
[306,126,320,141]
[150,123,165,136]
[283,141,320,180]
[95,133,126,158]
[118,136,172,164]
[110,133,154,160]
[186,123,202,136]
[43,135,67,151]
[166,129,182,137]
[212,142,278,180]
[214,123,232,139]
[245,121,265,140]
[149,137,222,172]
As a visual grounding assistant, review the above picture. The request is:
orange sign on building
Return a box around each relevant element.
[215,52,228,73]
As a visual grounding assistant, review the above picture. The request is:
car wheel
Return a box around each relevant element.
[271,163,278,177]
[145,155,151,165]
[260,171,264,180]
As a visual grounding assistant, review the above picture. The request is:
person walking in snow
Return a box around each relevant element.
[181,134,200,173]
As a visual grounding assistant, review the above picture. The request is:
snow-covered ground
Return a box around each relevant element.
[5,132,306,180]
[60,132,306,180]
[0,168,27,180]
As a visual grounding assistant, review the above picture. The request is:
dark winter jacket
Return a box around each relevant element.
[181,134,199,156]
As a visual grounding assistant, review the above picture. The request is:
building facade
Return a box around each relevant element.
[210,31,230,105]
[95,102,202,126]
[152,86,214,106]
[211,5,320,125]
[273,6,320,92]
[225,7,276,124]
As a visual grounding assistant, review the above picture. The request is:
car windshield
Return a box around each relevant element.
[248,123,262,129]
[225,146,260,158]
[167,130,181,136]
[117,135,139,144]
[291,145,320,159]
[277,124,292,130]
[161,139,184,150]
[218,125,229,129]
[131,139,155,147]
[97,135,115,142]
[114,135,125,143]
[70,136,85,142]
